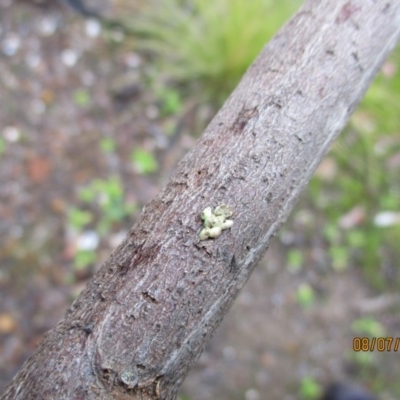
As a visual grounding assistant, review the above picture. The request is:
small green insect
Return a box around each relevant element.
[199,205,234,240]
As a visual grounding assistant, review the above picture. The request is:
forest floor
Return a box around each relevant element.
[1,2,400,399]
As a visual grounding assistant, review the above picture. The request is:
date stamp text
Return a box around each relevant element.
[353,337,400,352]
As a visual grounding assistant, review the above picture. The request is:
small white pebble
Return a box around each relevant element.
[39,16,58,36]
[245,389,260,400]
[85,19,101,38]
[2,126,20,142]
[374,211,400,227]
[1,33,20,56]
[125,52,141,68]
[77,230,100,251]
[61,49,79,67]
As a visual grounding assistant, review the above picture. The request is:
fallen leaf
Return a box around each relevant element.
[40,89,55,105]
[339,205,365,229]
[27,156,51,183]
[0,313,17,333]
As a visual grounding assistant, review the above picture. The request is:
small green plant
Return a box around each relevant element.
[0,137,5,157]
[348,350,375,368]
[328,246,349,271]
[124,0,302,105]
[299,376,322,400]
[177,394,192,400]
[66,177,136,278]
[73,249,97,270]
[78,176,137,234]
[73,89,90,107]
[351,317,385,337]
[100,137,117,153]
[296,283,315,308]
[132,148,158,174]
[158,87,183,116]
[287,249,303,273]
[67,207,94,231]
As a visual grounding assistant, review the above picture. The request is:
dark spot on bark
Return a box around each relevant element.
[251,153,261,164]
[231,107,259,135]
[229,255,238,273]
[137,364,146,370]
[117,263,129,276]
[336,2,360,23]
[382,3,390,13]
[171,180,189,191]
[272,101,282,109]
[246,246,251,251]
[351,52,364,71]
[326,49,335,56]
[142,291,158,303]
[134,243,162,266]
[101,367,116,380]
[238,119,247,131]
[82,322,93,334]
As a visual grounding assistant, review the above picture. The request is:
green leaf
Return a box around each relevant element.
[299,376,322,400]
[352,318,385,337]
[0,137,5,156]
[79,186,97,203]
[73,89,90,107]
[329,246,349,271]
[349,350,374,367]
[323,223,340,243]
[73,249,97,270]
[100,137,116,153]
[68,207,93,230]
[347,229,366,248]
[160,88,182,115]
[132,148,158,174]
[296,283,315,308]
[287,249,303,273]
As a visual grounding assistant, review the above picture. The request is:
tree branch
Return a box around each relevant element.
[2,0,400,399]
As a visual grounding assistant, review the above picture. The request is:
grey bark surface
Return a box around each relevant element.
[2,0,400,399]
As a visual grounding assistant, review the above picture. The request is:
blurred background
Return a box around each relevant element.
[0,1,400,399]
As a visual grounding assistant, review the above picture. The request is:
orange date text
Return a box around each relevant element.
[353,337,400,352]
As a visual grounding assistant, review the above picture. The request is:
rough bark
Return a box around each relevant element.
[2,0,400,399]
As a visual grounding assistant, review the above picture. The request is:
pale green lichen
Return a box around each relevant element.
[199,205,234,240]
